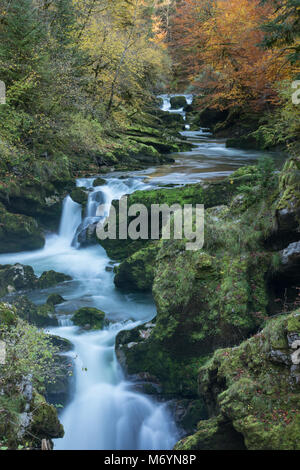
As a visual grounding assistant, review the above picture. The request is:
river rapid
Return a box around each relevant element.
[0,95,284,450]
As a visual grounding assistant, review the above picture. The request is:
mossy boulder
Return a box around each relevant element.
[116,321,206,397]
[114,243,158,291]
[170,96,187,109]
[0,203,45,254]
[29,392,64,442]
[70,187,88,206]
[46,294,65,306]
[0,263,38,297]
[37,270,72,289]
[268,156,300,248]
[0,177,74,231]
[175,416,246,450]
[72,307,106,330]
[12,296,58,327]
[192,107,229,129]
[179,310,300,450]
[93,177,106,187]
[49,334,73,352]
[98,175,256,261]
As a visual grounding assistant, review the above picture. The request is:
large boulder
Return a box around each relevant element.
[0,263,38,297]
[0,177,74,231]
[114,244,158,291]
[170,96,187,110]
[176,310,300,450]
[267,157,300,248]
[98,173,257,261]
[0,203,45,254]
[12,296,58,327]
[72,307,106,330]
[37,270,72,289]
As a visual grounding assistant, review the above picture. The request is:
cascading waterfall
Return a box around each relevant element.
[158,93,193,129]
[59,196,82,247]
[12,174,177,450]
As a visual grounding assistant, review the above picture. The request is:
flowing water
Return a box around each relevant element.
[0,95,285,450]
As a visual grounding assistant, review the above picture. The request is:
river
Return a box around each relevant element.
[0,95,284,450]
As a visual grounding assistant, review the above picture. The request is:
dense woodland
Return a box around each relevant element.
[0,0,300,452]
[0,0,299,184]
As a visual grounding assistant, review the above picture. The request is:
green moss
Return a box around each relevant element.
[178,310,300,450]
[114,243,159,291]
[12,296,58,327]
[46,294,65,306]
[29,392,64,440]
[175,416,246,450]
[0,203,45,254]
[37,270,72,289]
[70,187,88,206]
[72,307,106,330]
[93,177,106,187]
[98,175,257,261]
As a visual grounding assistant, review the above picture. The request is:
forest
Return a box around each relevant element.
[0,0,300,452]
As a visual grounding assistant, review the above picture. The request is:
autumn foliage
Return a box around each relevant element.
[168,0,297,111]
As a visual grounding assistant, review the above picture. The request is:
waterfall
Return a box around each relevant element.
[158,93,193,128]
[42,175,180,450]
[59,196,82,247]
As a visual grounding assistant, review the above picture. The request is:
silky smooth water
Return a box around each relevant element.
[0,94,284,450]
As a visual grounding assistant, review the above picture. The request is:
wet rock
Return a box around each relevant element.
[93,177,106,187]
[70,187,88,207]
[279,241,300,283]
[178,310,300,450]
[37,270,72,289]
[46,294,65,306]
[0,263,38,297]
[170,96,187,109]
[12,296,58,327]
[114,244,158,291]
[50,335,73,352]
[0,203,45,254]
[29,392,64,442]
[72,307,107,330]
[45,355,74,407]
[267,157,300,248]
[77,222,97,247]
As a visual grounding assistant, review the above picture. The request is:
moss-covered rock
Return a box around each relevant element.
[70,187,88,207]
[46,294,65,306]
[0,203,45,254]
[268,157,300,248]
[98,174,257,261]
[116,321,205,397]
[29,392,64,442]
[114,243,158,291]
[175,416,246,450]
[12,296,58,327]
[170,96,187,109]
[179,310,300,450]
[72,307,106,330]
[0,177,74,231]
[0,263,38,297]
[37,270,72,289]
[93,177,106,187]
